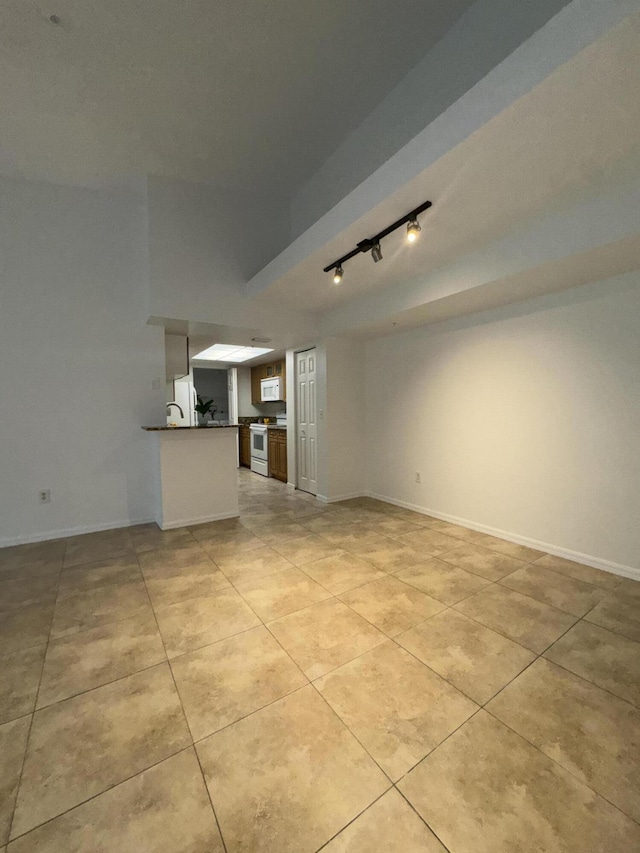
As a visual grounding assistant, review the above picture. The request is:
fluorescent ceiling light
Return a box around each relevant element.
[193,344,274,363]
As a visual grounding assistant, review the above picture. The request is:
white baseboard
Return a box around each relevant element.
[0,517,156,548]
[317,491,368,504]
[159,510,240,531]
[367,491,640,582]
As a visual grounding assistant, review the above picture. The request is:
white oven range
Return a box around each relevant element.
[249,424,269,476]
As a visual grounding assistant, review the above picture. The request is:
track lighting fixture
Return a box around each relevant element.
[323,199,431,283]
[406,216,421,242]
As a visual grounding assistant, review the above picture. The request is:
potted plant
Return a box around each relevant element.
[195,395,217,426]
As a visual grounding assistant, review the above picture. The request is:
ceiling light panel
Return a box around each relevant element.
[194,344,274,362]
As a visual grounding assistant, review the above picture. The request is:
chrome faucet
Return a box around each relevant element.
[167,402,184,417]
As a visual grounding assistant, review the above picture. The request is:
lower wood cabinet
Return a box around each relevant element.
[239,425,251,468]
[268,429,287,482]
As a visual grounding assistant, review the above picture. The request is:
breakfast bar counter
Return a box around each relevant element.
[142,425,239,530]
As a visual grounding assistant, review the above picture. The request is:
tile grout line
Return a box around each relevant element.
[478,612,640,829]
[137,549,231,853]
[5,540,67,844]
[6,744,197,845]
[210,551,405,795]
[308,676,396,783]
[312,788,392,852]
[3,478,639,848]
[33,657,168,714]
[173,520,319,747]
[392,705,485,787]
[535,654,640,712]
[189,683,312,745]
[192,747,230,853]
[448,587,581,655]
[222,561,489,819]
[541,648,640,710]
[155,511,370,846]
[46,515,585,727]
[393,786,455,853]
[39,596,150,646]
[11,553,626,805]
[580,611,640,645]
[313,553,636,806]
[232,482,640,834]
[481,702,640,829]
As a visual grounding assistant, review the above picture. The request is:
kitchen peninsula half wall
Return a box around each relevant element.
[143,425,239,530]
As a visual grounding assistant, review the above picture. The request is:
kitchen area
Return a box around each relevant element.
[145,335,290,531]
[238,359,288,483]
[166,334,289,483]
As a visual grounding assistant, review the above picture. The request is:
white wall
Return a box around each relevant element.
[364,275,640,573]
[0,176,166,545]
[146,175,315,348]
[325,338,365,501]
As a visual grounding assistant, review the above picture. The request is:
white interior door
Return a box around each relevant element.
[296,348,317,495]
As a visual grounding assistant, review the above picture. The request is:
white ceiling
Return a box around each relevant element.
[0,0,474,193]
[256,11,640,325]
[4,0,638,356]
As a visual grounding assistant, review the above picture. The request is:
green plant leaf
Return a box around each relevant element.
[195,395,216,415]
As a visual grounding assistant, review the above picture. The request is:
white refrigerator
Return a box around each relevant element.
[167,378,198,426]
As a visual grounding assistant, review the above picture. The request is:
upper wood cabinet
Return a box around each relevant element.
[264,361,284,377]
[250,366,263,405]
[251,360,286,404]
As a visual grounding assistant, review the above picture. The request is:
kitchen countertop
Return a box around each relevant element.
[247,423,287,429]
[142,425,238,431]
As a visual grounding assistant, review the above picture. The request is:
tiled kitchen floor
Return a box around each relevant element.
[1,470,640,851]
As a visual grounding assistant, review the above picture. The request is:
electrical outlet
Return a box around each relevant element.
[414,472,421,484]
[39,489,51,504]
[151,377,161,390]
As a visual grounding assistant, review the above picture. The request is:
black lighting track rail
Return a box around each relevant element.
[323,199,432,274]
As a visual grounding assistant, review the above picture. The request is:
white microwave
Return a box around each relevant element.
[260,376,282,402]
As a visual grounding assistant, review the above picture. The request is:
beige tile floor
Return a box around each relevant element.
[1,470,640,852]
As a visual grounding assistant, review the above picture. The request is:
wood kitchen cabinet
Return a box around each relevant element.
[251,360,286,404]
[264,361,284,377]
[268,429,288,482]
[239,425,251,468]
[250,365,265,405]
